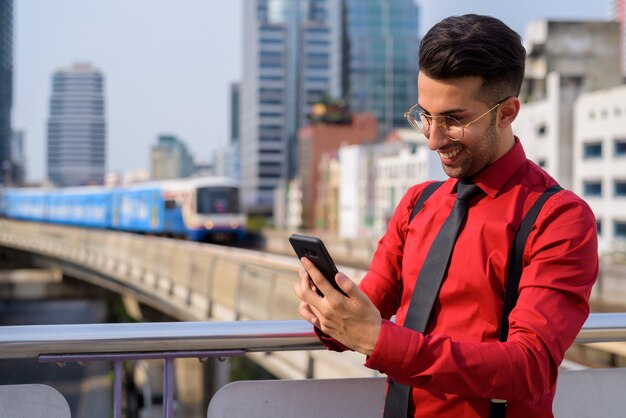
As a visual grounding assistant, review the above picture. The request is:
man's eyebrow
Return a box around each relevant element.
[417,104,468,116]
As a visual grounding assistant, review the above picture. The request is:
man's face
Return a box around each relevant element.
[417,72,509,178]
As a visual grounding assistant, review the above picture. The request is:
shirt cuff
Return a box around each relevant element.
[314,325,351,352]
[364,319,423,377]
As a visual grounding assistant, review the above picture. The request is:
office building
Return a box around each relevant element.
[515,21,622,189]
[47,63,106,186]
[240,0,341,213]
[150,134,195,180]
[574,85,626,254]
[224,82,241,181]
[239,0,420,213]
[343,0,419,136]
[10,129,24,184]
[317,128,445,237]
[230,82,240,145]
[611,0,625,76]
[373,128,446,236]
[297,112,377,229]
[0,0,12,184]
[212,144,239,180]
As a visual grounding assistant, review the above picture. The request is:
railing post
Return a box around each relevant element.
[163,357,175,418]
[114,360,123,418]
[39,349,249,418]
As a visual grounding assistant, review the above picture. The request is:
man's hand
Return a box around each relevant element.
[293,257,382,356]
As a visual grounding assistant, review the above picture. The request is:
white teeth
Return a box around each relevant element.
[439,147,462,159]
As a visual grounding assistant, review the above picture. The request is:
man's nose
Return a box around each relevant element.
[427,122,451,151]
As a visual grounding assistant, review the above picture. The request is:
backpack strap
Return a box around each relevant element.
[409,181,444,224]
[490,184,563,418]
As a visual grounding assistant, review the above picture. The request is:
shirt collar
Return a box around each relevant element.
[457,136,526,199]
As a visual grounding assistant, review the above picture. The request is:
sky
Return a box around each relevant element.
[13,0,611,182]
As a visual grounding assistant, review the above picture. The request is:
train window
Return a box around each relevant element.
[165,199,177,209]
[196,187,240,214]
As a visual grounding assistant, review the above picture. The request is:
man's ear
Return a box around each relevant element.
[498,97,520,129]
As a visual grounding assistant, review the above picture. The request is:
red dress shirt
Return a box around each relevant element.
[320,139,598,417]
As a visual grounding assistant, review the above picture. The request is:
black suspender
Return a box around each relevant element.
[409,181,444,224]
[498,184,563,341]
[489,184,562,418]
[406,182,563,418]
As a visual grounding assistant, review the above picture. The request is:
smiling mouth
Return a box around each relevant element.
[438,147,463,160]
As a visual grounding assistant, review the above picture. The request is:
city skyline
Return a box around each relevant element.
[13,0,610,183]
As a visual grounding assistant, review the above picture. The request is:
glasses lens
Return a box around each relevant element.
[444,116,463,141]
[405,109,463,141]
[404,110,422,132]
[415,112,430,135]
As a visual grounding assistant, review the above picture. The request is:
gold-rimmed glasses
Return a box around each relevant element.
[403,98,509,141]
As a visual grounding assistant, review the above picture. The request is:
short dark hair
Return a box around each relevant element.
[419,14,526,104]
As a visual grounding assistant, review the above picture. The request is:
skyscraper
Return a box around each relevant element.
[240,0,341,212]
[10,129,25,184]
[230,82,240,145]
[517,20,622,189]
[239,0,419,213]
[47,63,106,187]
[343,0,419,136]
[150,134,195,180]
[0,0,13,184]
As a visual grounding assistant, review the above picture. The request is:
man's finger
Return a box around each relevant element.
[294,266,325,309]
[300,257,336,296]
[298,301,319,326]
[334,272,356,295]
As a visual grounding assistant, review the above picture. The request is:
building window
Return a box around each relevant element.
[614,221,626,239]
[260,75,282,81]
[583,142,602,159]
[306,27,329,34]
[259,111,282,118]
[596,219,602,236]
[615,180,626,197]
[583,181,602,197]
[536,124,547,136]
[614,139,626,157]
[260,38,282,45]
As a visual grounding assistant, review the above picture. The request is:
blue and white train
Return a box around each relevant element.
[0,177,247,242]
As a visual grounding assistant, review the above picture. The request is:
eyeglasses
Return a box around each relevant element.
[403,98,508,141]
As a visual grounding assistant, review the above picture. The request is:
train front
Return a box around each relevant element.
[185,180,247,242]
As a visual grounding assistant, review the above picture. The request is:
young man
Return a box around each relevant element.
[294,14,598,417]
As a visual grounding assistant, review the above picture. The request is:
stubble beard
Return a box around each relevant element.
[440,120,499,179]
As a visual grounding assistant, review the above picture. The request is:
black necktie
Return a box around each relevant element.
[383,178,484,418]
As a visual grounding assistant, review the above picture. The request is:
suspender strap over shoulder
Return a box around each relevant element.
[409,181,444,224]
[498,184,563,342]
[490,184,563,418]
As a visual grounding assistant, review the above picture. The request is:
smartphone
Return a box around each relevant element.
[289,234,347,296]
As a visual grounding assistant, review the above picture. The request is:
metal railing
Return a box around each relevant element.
[575,313,626,343]
[0,320,320,359]
[3,315,626,359]
[0,320,320,418]
[1,315,626,417]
